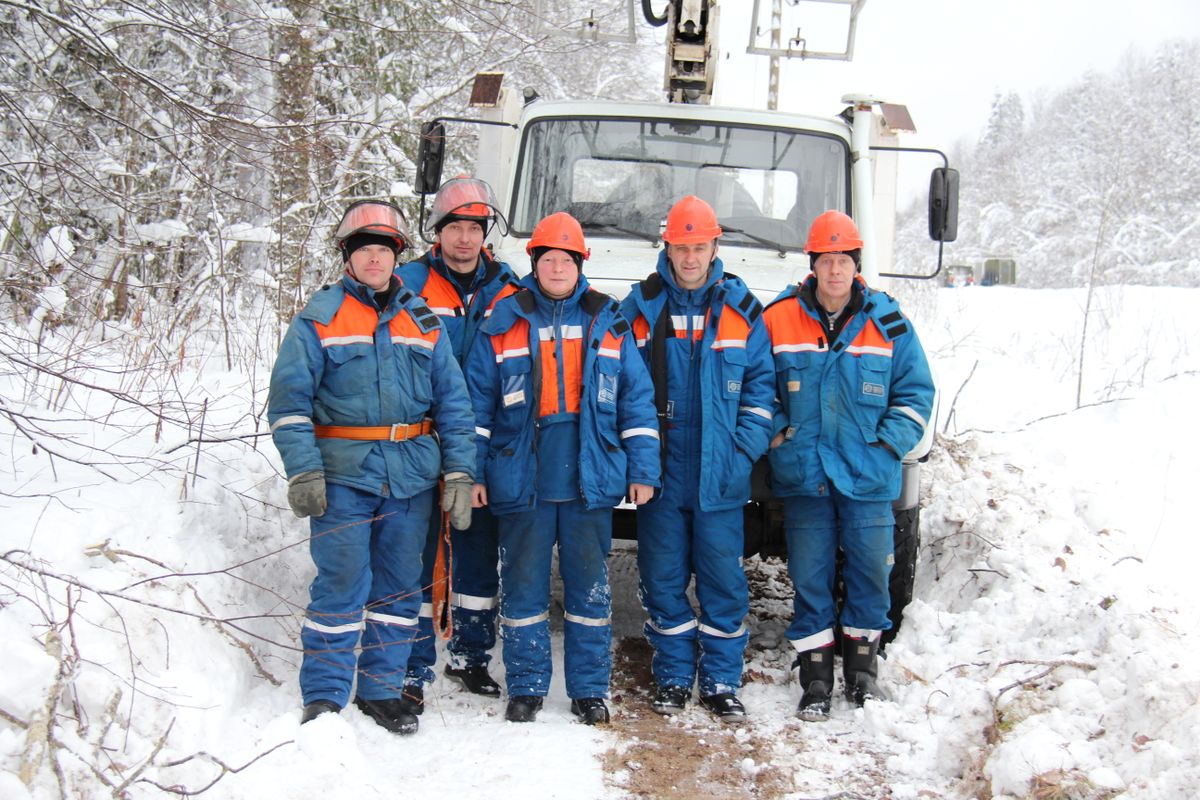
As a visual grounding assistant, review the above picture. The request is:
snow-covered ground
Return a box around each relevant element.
[1,285,1197,799]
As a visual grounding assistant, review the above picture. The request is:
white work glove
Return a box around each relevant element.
[442,472,474,531]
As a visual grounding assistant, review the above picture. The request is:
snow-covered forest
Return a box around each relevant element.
[1,0,655,330]
[2,3,1199,798]
[895,39,1200,288]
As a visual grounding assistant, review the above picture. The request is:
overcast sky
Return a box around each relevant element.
[711,0,1199,154]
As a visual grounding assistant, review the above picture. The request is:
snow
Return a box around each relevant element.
[1,285,1198,798]
[133,219,190,244]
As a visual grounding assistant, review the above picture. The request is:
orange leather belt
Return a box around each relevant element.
[313,419,434,441]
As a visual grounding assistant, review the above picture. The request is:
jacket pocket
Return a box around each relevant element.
[398,341,433,404]
[484,422,533,507]
[324,343,374,397]
[720,346,747,399]
[856,355,891,409]
[768,434,818,495]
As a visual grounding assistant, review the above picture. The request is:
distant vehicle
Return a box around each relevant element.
[982,258,1017,286]
[944,264,974,287]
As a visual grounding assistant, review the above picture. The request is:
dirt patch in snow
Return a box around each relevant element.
[602,637,792,799]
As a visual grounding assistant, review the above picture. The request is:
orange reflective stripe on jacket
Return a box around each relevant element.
[631,315,651,348]
[712,306,751,351]
[537,323,583,416]
[765,302,892,358]
[313,292,441,350]
[420,269,464,317]
[489,317,588,417]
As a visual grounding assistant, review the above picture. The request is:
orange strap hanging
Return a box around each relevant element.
[430,480,454,640]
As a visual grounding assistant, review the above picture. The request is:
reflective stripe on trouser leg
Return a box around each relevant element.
[636,497,698,690]
[557,501,614,699]
[691,505,750,696]
[300,483,379,706]
[831,491,895,634]
[404,509,440,687]
[497,504,556,697]
[781,494,840,645]
[447,504,500,669]
[355,488,432,700]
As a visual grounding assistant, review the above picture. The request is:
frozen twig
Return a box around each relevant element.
[136,739,294,796]
[941,359,979,435]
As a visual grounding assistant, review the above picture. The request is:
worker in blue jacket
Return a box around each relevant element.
[464,212,660,725]
[268,200,477,735]
[763,210,934,721]
[619,196,776,721]
[397,177,519,710]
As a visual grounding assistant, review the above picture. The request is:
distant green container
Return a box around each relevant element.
[982,258,1017,286]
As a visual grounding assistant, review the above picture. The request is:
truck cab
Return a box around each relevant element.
[414,71,956,641]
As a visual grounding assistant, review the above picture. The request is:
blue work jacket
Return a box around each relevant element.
[395,246,519,364]
[762,276,935,501]
[268,274,476,498]
[464,274,661,516]
[619,251,776,512]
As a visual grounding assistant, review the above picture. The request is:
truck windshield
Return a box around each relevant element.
[510,116,848,252]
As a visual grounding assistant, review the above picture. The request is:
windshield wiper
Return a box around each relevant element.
[719,224,790,257]
[578,221,661,245]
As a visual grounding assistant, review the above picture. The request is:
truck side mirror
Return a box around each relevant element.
[414,121,446,195]
[928,167,959,243]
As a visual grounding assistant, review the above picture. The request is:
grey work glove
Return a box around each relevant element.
[288,471,327,518]
[442,472,473,531]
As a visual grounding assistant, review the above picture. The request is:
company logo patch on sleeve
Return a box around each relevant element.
[727,380,742,394]
[862,381,885,397]
[787,380,801,393]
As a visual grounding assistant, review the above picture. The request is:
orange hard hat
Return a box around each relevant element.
[333,200,411,252]
[663,195,722,245]
[426,176,501,233]
[804,210,863,254]
[525,212,590,260]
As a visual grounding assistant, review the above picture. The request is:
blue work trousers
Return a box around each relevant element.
[406,499,500,686]
[299,483,431,706]
[636,498,749,696]
[497,500,613,699]
[782,490,894,651]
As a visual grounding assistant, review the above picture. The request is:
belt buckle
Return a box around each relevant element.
[389,422,405,441]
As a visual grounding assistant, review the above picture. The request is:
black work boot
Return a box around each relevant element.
[570,697,611,725]
[793,644,836,721]
[842,635,889,706]
[699,692,746,722]
[445,664,502,697]
[400,683,424,716]
[300,699,341,725]
[353,697,419,735]
[650,685,690,715]
[505,695,543,722]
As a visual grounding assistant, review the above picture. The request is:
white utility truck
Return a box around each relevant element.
[412,0,958,643]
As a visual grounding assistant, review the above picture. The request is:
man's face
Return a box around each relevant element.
[534,249,579,299]
[667,240,717,290]
[812,252,857,309]
[347,244,396,291]
[437,219,486,273]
